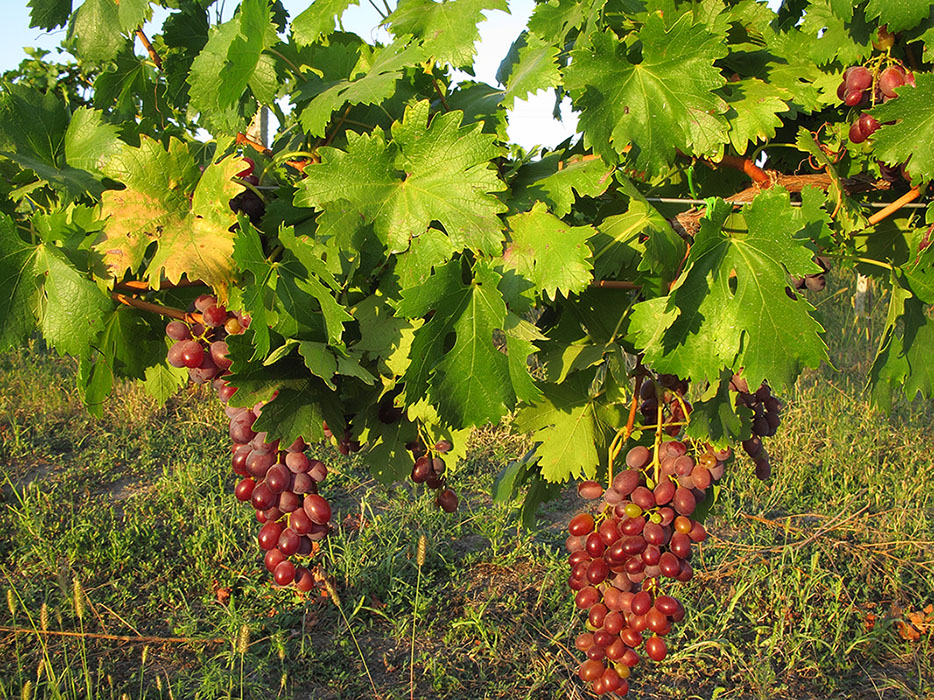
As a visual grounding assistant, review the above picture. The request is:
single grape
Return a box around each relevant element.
[303,494,332,525]
[193,294,216,313]
[165,320,191,340]
[645,635,667,662]
[273,560,296,586]
[846,66,872,91]
[436,488,458,513]
[578,480,604,500]
[258,521,283,550]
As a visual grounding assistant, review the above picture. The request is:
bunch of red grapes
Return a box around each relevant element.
[729,375,782,480]
[164,295,333,591]
[230,409,332,591]
[408,440,459,512]
[837,63,914,144]
[566,440,727,696]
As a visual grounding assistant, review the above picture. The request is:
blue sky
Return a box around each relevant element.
[0,0,578,150]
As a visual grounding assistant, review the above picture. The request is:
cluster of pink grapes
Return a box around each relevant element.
[164,294,249,383]
[566,440,727,696]
[837,64,914,144]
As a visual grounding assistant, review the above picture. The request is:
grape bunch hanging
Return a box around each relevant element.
[163,294,333,592]
[565,374,780,697]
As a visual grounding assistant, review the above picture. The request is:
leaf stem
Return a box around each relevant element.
[266,48,303,79]
[236,132,273,157]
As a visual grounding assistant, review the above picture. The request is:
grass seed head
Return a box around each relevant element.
[417,534,428,567]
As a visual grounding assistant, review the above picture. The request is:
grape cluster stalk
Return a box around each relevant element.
[164,294,332,591]
[565,372,780,696]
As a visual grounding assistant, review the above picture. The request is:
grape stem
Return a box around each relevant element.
[0,624,225,644]
[866,187,922,227]
[135,29,162,70]
[607,374,644,487]
[111,293,201,324]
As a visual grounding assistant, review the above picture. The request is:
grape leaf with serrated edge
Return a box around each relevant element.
[34,244,112,358]
[500,202,595,300]
[564,14,729,176]
[296,100,507,255]
[722,78,792,153]
[0,214,39,352]
[628,191,829,392]
[870,74,934,184]
[513,372,612,482]
[510,153,614,217]
[386,0,508,69]
[499,33,562,110]
[864,0,934,32]
[395,259,535,426]
[146,155,245,293]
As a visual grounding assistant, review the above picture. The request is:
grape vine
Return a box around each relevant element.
[2,0,934,695]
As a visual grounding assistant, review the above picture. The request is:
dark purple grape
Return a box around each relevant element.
[278,527,300,556]
[266,464,290,494]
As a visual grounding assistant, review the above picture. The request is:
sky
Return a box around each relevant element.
[0,0,579,151]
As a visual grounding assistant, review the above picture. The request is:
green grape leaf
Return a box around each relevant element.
[28,0,72,30]
[188,0,277,131]
[64,108,122,176]
[500,202,595,300]
[628,191,829,392]
[393,227,456,289]
[299,41,426,137]
[33,245,111,357]
[800,0,872,66]
[67,0,125,63]
[499,32,562,110]
[292,0,360,45]
[395,260,534,426]
[296,100,507,255]
[864,0,934,32]
[78,306,159,416]
[357,408,418,484]
[0,214,39,352]
[904,242,934,304]
[869,277,934,408]
[722,78,792,153]
[0,85,102,198]
[232,221,277,360]
[386,0,508,69]
[143,362,188,406]
[513,373,607,482]
[870,74,934,184]
[565,15,728,176]
[252,379,344,445]
[684,369,749,449]
[510,152,614,217]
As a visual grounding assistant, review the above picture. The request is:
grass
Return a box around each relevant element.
[0,273,932,700]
